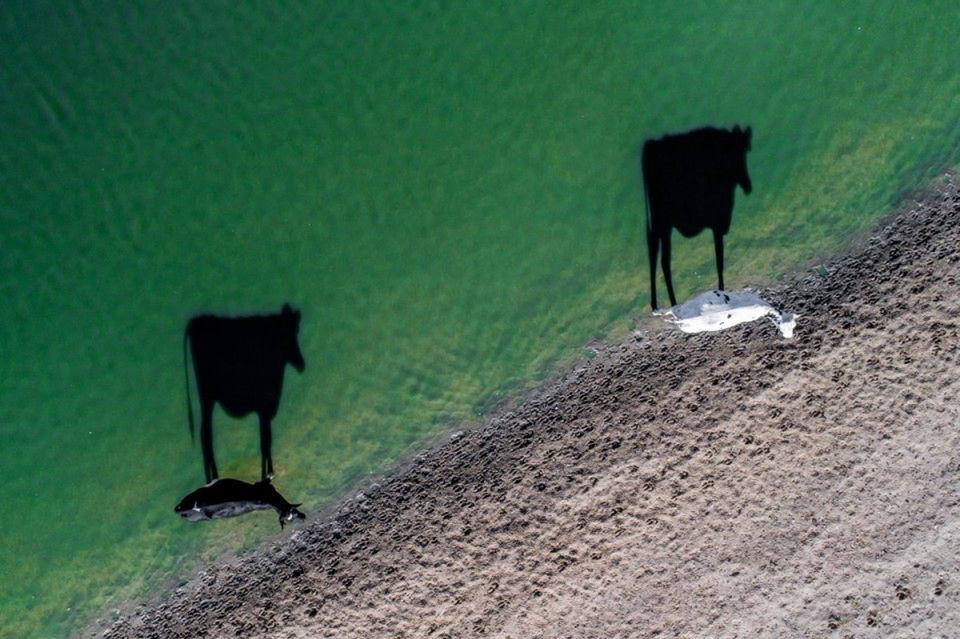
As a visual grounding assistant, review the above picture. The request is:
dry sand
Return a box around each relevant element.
[102,176,960,638]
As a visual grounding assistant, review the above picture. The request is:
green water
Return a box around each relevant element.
[3,2,960,636]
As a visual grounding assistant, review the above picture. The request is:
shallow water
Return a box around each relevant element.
[2,2,960,636]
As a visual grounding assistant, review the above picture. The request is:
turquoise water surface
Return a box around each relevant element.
[3,2,960,636]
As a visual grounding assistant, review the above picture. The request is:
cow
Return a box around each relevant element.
[175,477,306,529]
[641,125,753,310]
[184,303,306,482]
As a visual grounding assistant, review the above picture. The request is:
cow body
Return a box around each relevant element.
[642,126,753,310]
[184,304,305,481]
[175,477,306,528]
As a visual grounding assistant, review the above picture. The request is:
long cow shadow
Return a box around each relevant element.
[183,303,306,483]
[641,125,753,310]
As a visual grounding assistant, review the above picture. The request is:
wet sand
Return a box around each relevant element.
[102,176,960,638]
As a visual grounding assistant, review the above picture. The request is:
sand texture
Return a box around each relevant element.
[102,177,960,638]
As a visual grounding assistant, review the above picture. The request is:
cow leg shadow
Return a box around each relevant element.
[259,414,274,480]
[713,228,725,291]
[647,230,660,310]
[201,398,219,482]
[660,232,677,307]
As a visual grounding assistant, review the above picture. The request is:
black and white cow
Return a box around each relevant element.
[184,303,305,481]
[641,126,753,310]
[175,477,306,529]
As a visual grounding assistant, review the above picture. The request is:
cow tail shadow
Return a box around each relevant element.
[184,327,195,445]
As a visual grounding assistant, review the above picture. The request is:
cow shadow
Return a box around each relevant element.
[184,303,306,482]
[641,125,753,310]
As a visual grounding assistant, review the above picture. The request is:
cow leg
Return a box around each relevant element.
[200,398,218,482]
[714,229,725,291]
[259,414,273,480]
[661,233,677,307]
[647,229,659,310]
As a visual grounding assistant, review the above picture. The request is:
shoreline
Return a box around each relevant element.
[101,173,960,638]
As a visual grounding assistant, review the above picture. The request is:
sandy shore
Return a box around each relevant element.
[101,176,960,638]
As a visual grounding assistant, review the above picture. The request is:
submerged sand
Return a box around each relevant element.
[102,176,960,638]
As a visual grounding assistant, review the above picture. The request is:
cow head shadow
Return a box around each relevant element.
[183,303,306,482]
[641,125,753,310]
